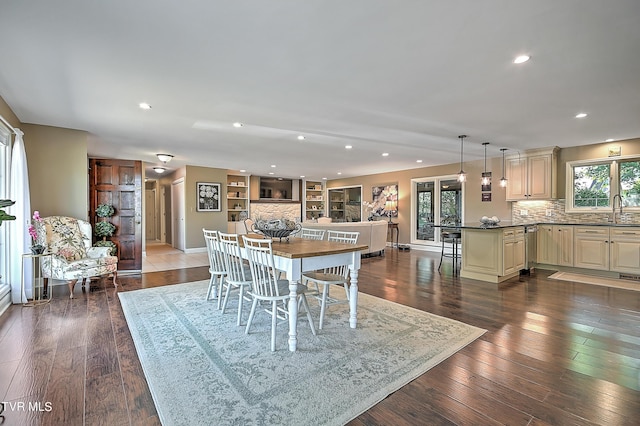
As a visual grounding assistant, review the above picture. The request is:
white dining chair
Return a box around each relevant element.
[300,228,325,240]
[218,232,253,326]
[302,230,359,330]
[242,235,317,351]
[203,229,227,308]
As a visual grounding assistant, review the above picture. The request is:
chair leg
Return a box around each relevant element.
[68,279,78,299]
[112,271,118,288]
[300,294,317,336]
[271,300,278,351]
[217,277,226,310]
[81,278,88,288]
[236,288,245,326]
[221,284,233,314]
[438,238,445,271]
[319,285,329,330]
[245,298,258,335]
[206,274,216,301]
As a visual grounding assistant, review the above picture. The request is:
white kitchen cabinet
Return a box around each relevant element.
[574,226,609,270]
[537,225,573,266]
[610,227,640,274]
[503,228,525,275]
[506,147,558,201]
[461,226,525,282]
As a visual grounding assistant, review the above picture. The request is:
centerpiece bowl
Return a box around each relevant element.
[252,219,301,242]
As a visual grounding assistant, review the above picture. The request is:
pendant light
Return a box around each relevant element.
[481,142,490,185]
[500,148,508,187]
[457,135,467,182]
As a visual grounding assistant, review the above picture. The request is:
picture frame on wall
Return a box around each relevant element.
[371,184,398,218]
[196,182,221,212]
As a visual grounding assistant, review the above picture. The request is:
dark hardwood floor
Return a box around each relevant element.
[1,249,639,425]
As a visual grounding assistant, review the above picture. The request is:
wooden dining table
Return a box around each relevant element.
[245,234,368,351]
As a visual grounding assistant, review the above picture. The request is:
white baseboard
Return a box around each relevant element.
[184,247,207,254]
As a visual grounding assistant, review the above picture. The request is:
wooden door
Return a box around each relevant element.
[89,159,142,271]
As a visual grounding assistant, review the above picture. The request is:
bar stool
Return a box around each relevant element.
[438,229,462,273]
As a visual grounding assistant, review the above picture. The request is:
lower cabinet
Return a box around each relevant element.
[537,225,573,266]
[574,227,610,270]
[461,226,525,283]
[610,228,640,273]
[503,228,525,276]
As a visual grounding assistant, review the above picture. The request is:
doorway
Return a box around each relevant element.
[411,175,464,248]
[171,178,185,251]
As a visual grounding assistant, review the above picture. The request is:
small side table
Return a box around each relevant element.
[21,253,52,306]
[387,222,399,249]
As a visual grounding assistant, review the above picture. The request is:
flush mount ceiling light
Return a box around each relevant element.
[156,153,174,163]
[500,148,508,187]
[575,112,588,118]
[513,55,530,64]
[153,167,166,174]
[457,135,467,183]
[139,102,152,110]
[232,122,243,128]
[481,142,491,185]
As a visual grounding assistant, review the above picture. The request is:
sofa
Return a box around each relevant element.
[300,220,388,256]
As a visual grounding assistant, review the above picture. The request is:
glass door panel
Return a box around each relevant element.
[416,181,434,241]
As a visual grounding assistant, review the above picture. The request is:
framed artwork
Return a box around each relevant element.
[196,182,221,212]
[371,184,398,217]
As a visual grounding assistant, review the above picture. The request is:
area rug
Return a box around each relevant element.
[549,271,640,291]
[119,281,485,426]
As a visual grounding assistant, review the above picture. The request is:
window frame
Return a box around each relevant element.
[566,154,640,213]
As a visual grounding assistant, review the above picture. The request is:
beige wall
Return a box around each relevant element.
[0,96,20,128]
[185,165,228,249]
[557,138,640,198]
[22,124,89,219]
[327,156,511,244]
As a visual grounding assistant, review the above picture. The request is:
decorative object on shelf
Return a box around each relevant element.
[28,210,45,254]
[196,182,221,212]
[500,148,508,187]
[94,204,117,255]
[252,218,301,242]
[457,135,467,182]
[480,216,501,227]
[0,199,16,226]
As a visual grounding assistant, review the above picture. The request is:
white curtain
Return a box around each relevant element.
[8,129,32,303]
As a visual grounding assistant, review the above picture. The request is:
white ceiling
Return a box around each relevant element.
[1,0,639,180]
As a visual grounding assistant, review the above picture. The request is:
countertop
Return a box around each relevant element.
[435,222,640,230]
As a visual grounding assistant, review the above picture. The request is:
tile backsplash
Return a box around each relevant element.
[511,199,640,225]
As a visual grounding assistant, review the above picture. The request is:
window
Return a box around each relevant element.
[0,123,11,294]
[566,156,640,212]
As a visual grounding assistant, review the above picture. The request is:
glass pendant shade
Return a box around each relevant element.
[481,142,490,185]
[457,135,467,182]
[500,148,508,187]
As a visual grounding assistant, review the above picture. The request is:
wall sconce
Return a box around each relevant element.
[153,167,166,174]
[481,142,491,185]
[500,148,508,187]
[385,199,397,223]
[457,135,467,182]
[156,153,174,163]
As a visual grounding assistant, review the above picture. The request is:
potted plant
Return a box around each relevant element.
[0,199,16,226]
[94,204,117,256]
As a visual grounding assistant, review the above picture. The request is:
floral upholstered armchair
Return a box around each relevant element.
[35,216,118,298]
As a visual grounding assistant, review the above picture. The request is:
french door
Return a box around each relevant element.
[411,175,464,248]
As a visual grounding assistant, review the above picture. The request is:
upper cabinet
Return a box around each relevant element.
[303,180,325,221]
[227,174,249,223]
[506,147,559,201]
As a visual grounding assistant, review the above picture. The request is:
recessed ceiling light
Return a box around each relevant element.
[322,177,327,180]
[139,102,152,110]
[513,55,530,64]
[233,122,243,128]
[382,153,389,157]
[575,113,588,118]
[240,169,246,173]
[345,145,352,149]
[300,175,305,178]
[270,164,276,168]
[416,160,423,163]
[297,135,305,140]
[605,138,614,142]
[337,172,342,175]
[268,172,274,175]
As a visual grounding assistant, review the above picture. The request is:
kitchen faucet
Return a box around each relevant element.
[612,194,624,224]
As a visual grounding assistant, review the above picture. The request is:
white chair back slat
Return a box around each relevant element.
[218,232,249,284]
[242,236,281,299]
[300,228,325,240]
